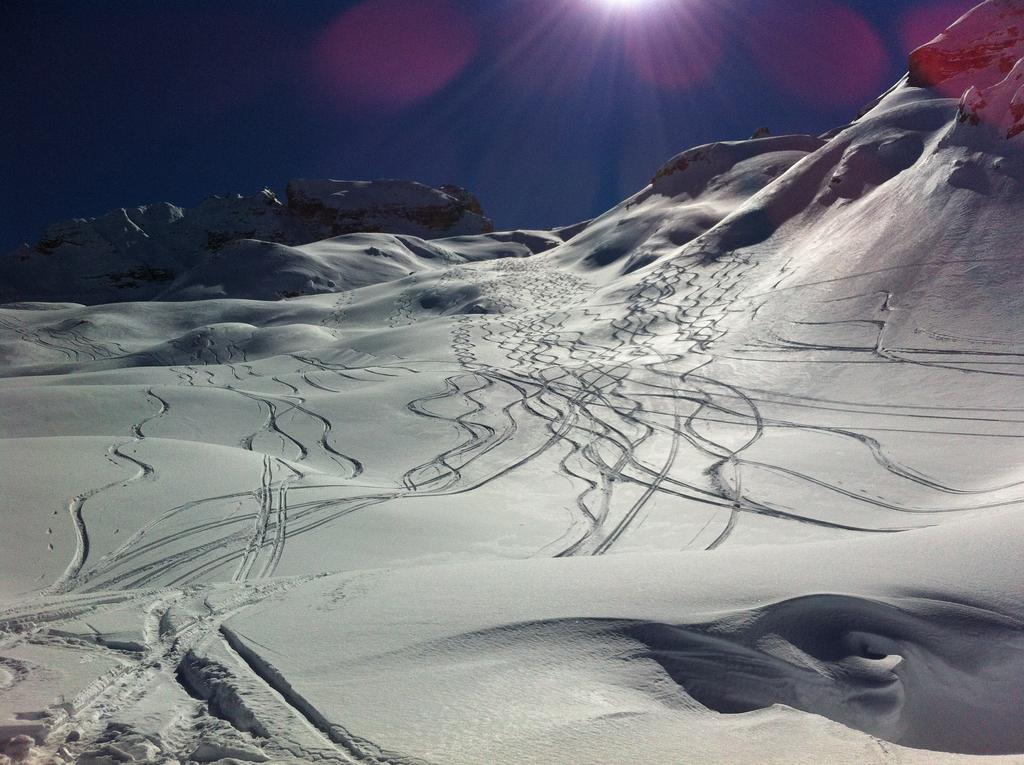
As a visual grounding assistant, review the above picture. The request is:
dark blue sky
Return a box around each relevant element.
[1,0,976,251]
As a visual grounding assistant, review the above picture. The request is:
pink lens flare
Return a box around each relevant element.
[747,0,891,108]
[311,0,478,113]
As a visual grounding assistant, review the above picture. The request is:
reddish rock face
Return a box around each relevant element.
[908,0,1024,93]
[910,0,1024,141]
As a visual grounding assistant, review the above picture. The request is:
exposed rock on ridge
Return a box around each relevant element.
[285,179,493,241]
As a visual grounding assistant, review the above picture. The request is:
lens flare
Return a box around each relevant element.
[747,0,890,108]
[311,0,477,113]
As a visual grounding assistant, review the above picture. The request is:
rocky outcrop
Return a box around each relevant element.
[285,179,493,240]
[958,56,1024,139]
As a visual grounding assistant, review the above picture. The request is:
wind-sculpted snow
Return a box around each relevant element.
[549,135,826,275]
[212,515,1024,762]
[2,4,1024,762]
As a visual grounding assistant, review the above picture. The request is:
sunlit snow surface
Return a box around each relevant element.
[3,7,1024,763]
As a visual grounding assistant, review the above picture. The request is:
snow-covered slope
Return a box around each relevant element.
[1,2,1023,763]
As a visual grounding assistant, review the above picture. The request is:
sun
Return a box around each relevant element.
[594,0,666,15]
[598,0,659,8]
[601,0,661,6]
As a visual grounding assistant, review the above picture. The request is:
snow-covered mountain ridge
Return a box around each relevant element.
[1,179,495,305]
[1,2,1023,764]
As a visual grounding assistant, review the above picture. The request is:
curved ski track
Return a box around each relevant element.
[3,249,1024,762]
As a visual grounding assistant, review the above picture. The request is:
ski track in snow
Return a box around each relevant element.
[3,249,1023,763]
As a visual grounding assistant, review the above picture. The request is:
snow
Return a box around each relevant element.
[215,510,1024,762]
[2,2,1024,762]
